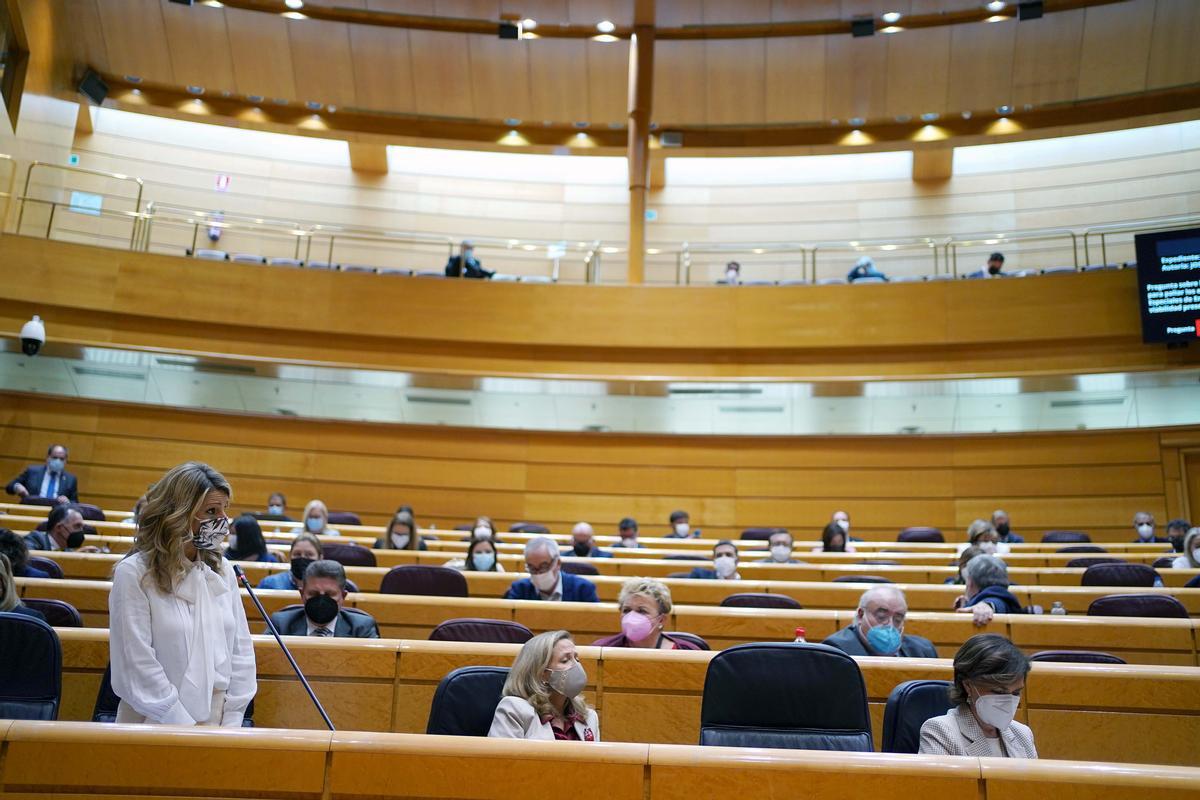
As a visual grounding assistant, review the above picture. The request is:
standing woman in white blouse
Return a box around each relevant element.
[109,462,256,726]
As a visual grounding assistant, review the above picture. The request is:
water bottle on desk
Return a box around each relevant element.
[794,627,807,643]
[1050,601,1067,615]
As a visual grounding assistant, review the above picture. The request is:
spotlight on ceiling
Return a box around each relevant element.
[851,17,875,37]
[1017,0,1042,20]
[596,19,615,33]
[986,1,1006,11]
[881,11,902,23]
[284,0,304,8]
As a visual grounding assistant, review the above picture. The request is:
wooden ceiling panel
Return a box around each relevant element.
[572,0,631,126]
[409,29,476,117]
[884,28,950,119]
[567,0,633,28]
[1011,8,1085,107]
[504,0,571,26]
[160,2,236,92]
[823,34,887,122]
[945,17,1015,114]
[529,38,591,122]
[439,0,532,121]
[703,0,769,126]
[286,4,361,108]
[94,0,173,81]
[764,0,835,124]
[1076,1,1154,99]
[652,0,705,126]
[347,1,428,114]
[225,7,298,99]
[1146,0,1200,90]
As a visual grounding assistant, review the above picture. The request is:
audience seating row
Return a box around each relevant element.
[18,578,1200,665]
[47,629,1200,766]
[34,551,1200,615]
[4,720,1197,800]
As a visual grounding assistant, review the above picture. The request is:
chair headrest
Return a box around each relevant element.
[425,666,510,736]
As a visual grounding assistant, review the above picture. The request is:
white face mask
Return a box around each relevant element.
[1136,523,1154,540]
[1192,548,1200,564]
[725,268,739,283]
[531,567,558,592]
[714,555,737,578]
[391,533,410,549]
[978,541,998,555]
[473,526,492,541]
[836,519,850,533]
[769,544,792,562]
[674,522,690,537]
[972,692,1020,730]
[621,537,637,548]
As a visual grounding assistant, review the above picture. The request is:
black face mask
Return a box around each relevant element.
[290,557,315,583]
[66,528,87,549]
[304,594,339,626]
[995,523,1010,537]
[573,541,591,557]
[1170,536,1185,553]
[988,265,1002,275]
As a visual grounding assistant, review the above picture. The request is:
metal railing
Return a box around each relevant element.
[944,227,1078,276]
[17,162,145,249]
[811,237,939,281]
[1083,214,1200,266]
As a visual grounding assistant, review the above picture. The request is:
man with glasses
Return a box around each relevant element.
[503,536,599,602]
[821,585,937,658]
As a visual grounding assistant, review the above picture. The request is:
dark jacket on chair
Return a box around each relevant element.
[6,465,78,503]
[966,585,1023,614]
[444,255,493,279]
[269,606,380,638]
[822,625,938,658]
[503,572,599,602]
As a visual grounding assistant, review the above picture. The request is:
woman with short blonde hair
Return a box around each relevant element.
[489,630,599,741]
[109,462,256,726]
[302,499,340,536]
[593,578,701,650]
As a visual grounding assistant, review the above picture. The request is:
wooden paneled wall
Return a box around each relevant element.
[1,393,1190,542]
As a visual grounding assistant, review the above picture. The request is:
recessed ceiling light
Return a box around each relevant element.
[282,10,306,19]
[881,25,903,33]
[996,104,1012,114]
[247,94,264,103]
[881,11,902,23]
[285,0,304,8]
[591,33,618,42]
[186,85,204,95]
[894,114,912,123]
[124,75,142,83]
[849,117,865,126]
[986,0,1006,11]
[326,105,337,113]
[130,88,141,95]
[961,110,973,119]
[273,98,289,105]
[596,19,615,33]
[306,100,323,110]
[504,117,521,126]
[521,18,537,29]
[573,121,590,128]
[920,112,940,122]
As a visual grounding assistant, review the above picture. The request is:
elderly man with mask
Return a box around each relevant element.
[505,536,599,602]
[991,509,1024,544]
[24,503,100,553]
[7,444,78,504]
[757,530,804,564]
[1132,511,1169,544]
[563,522,612,559]
[269,559,379,638]
[822,585,938,658]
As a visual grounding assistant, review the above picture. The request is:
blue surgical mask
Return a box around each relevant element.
[865,622,902,654]
[47,457,65,473]
[471,552,496,571]
[268,504,283,515]
[305,517,323,533]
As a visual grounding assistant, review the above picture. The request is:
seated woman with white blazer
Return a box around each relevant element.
[488,629,599,741]
[919,633,1037,758]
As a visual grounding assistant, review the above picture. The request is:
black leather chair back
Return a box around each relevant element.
[1151,556,1177,570]
[669,632,711,650]
[0,612,62,720]
[426,666,510,736]
[27,557,63,579]
[663,554,707,561]
[897,527,943,543]
[321,542,377,568]
[509,522,549,533]
[19,496,55,507]
[1066,557,1125,569]
[881,680,953,753]
[1056,545,1106,554]
[380,565,469,597]
[93,662,256,725]
[22,599,82,627]
[832,575,892,583]
[1081,562,1158,587]
[699,643,873,751]
[740,528,786,541]
[326,511,362,527]
[76,504,106,521]
[1030,650,1126,665]
[429,618,533,644]
[560,561,600,576]
[1042,530,1091,543]
[719,593,802,610]
[1087,593,1188,619]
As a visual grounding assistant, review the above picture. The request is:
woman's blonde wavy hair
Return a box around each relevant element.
[127,462,231,594]
[501,629,590,721]
[0,553,19,612]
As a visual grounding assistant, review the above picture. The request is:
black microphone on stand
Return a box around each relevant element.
[233,564,335,731]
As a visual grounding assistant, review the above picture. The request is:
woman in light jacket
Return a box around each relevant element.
[919,633,1037,758]
[488,629,599,741]
[109,462,256,726]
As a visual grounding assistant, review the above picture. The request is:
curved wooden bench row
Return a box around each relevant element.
[49,630,1200,767]
[29,545,1200,589]
[19,578,1200,665]
[36,551,1200,615]
[5,720,1199,800]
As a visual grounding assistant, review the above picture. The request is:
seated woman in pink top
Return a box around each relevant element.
[592,578,701,650]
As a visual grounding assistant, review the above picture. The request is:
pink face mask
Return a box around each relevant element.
[621,611,656,642]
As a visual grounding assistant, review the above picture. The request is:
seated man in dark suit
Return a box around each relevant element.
[505,536,599,602]
[269,559,379,638]
[563,522,612,558]
[444,240,493,279]
[822,585,937,658]
[6,444,78,504]
[24,504,95,553]
[0,528,49,578]
[687,540,741,580]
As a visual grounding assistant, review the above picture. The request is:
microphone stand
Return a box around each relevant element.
[232,564,335,731]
